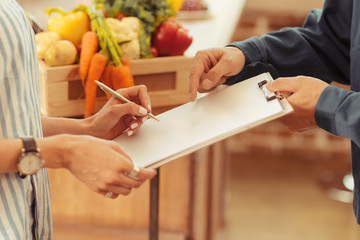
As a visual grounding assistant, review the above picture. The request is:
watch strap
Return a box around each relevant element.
[21,137,38,153]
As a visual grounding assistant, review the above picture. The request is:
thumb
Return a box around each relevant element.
[201,58,230,89]
[266,77,299,93]
[136,167,157,180]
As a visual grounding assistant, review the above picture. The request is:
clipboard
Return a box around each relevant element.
[114,72,293,168]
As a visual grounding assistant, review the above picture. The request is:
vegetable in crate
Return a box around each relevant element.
[46,8,90,46]
[166,0,184,12]
[79,4,135,116]
[152,18,192,56]
[35,31,61,59]
[44,40,78,66]
[84,52,108,118]
[79,31,99,84]
[111,57,134,90]
[106,17,141,60]
[95,0,175,58]
[100,64,115,100]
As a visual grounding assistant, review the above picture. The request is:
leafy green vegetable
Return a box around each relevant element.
[94,0,174,58]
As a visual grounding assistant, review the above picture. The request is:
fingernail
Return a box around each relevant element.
[139,106,148,115]
[148,103,152,112]
[127,130,133,136]
[266,81,273,89]
[130,123,138,129]
[202,78,213,89]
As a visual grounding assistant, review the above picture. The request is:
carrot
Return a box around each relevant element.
[111,57,135,90]
[100,64,114,100]
[79,31,99,85]
[84,52,108,118]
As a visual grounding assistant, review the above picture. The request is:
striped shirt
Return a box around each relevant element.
[0,0,52,239]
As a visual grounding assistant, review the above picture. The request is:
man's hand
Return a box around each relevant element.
[189,47,245,101]
[266,76,329,132]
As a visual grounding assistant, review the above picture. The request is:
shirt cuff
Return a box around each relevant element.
[315,85,350,135]
[227,37,267,65]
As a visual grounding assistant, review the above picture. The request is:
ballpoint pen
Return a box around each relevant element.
[95,80,160,121]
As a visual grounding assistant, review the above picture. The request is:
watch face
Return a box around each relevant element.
[18,153,43,175]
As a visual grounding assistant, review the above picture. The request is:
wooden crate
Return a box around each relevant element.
[39,56,193,117]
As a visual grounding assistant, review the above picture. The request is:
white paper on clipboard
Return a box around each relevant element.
[114,72,293,169]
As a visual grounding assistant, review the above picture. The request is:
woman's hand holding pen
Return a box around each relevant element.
[84,85,152,140]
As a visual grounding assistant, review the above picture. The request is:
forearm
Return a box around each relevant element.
[41,116,91,137]
[0,135,68,174]
[0,139,22,173]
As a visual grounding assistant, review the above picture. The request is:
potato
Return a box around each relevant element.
[35,31,61,59]
[44,40,77,67]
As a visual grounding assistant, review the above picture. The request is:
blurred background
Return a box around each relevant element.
[18,0,360,239]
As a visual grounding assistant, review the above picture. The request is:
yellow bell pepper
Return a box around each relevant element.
[167,0,183,13]
[46,8,90,46]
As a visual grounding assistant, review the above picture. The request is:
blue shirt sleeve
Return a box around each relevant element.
[229,3,351,85]
[316,86,360,146]
[227,0,360,144]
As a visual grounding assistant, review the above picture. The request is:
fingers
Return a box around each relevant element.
[189,50,226,101]
[199,57,230,90]
[110,146,156,182]
[114,85,152,136]
[111,102,148,118]
[189,55,206,101]
[68,137,154,199]
[189,47,245,101]
[266,77,300,93]
[98,167,157,199]
[110,145,134,169]
[189,48,224,101]
[126,115,150,136]
[113,103,147,136]
[131,167,157,180]
[100,187,130,198]
[117,85,152,113]
[108,171,147,189]
[95,158,155,198]
[126,121,140,137]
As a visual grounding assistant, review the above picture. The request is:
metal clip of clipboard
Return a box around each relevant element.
[258,80,284,101]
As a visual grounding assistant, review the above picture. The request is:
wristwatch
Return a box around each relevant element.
[17,137,44,177]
